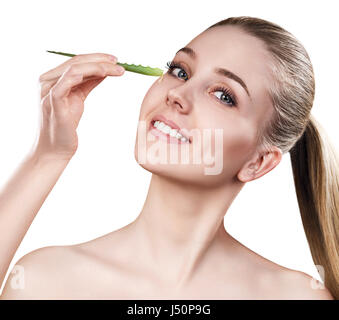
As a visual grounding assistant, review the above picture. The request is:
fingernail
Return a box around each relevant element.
[117,66,125,73]
[109,55,117,62]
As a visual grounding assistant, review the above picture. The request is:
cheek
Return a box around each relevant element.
[201,116,257,170]
[138,80,163,119]
[222,119,257,164]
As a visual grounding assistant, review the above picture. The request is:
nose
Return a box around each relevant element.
[166,86,193,114]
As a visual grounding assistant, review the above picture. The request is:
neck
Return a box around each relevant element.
[131,173,243,287]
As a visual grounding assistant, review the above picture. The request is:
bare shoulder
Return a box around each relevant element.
[0,225,135,299]
[0,245,81,299]
[229,237,334,299]
[274,268,334,300]
[252,259,334,299]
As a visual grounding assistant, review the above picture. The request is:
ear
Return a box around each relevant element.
[237,146,282,182]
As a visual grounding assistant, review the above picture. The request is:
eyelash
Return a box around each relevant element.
[165,60,238,107]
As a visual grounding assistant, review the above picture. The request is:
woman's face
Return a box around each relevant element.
[134,26,279,188]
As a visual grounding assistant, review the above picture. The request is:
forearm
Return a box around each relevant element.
[0,150,71,288]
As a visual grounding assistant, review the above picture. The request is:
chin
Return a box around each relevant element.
[134,149,226,188]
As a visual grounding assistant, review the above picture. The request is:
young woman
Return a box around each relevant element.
[0,16,338,299]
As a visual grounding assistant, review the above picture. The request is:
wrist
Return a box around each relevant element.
[26,148,73,168]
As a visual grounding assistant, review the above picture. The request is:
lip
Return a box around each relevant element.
[149,114,192,143]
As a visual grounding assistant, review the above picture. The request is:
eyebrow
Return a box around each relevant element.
[176,47,251,99]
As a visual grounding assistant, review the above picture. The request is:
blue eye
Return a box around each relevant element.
[165,61,188,80]
[212,86,237,107]
[165,60,237,107]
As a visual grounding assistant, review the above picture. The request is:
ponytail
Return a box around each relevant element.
[289,114,339,299]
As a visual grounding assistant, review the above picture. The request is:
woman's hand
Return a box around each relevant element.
[34,53,125,161]
[0,53,125,293]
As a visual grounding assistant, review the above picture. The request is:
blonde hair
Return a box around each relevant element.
[206,16,339,299]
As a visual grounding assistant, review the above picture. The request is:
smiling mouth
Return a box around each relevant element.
[149,120,192,144]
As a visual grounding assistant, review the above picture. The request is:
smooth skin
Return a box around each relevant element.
[0,26,334,299]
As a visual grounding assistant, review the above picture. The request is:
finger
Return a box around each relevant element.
[50,62,124,102]
[49,73,84,106]
[45,61,123,100]
[78,77,106,99]
[65,61,125,80]
[39,53,117,81]
[40,81,54,99]
[40,74,104,99]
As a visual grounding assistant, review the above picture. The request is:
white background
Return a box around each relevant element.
[0,0,338,294]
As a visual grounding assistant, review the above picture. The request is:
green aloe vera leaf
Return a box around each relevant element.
[46,50,164,76]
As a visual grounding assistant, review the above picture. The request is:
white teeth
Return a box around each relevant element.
[163,125,171,134]
[153,120,189,142]
[169,129,178,137]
